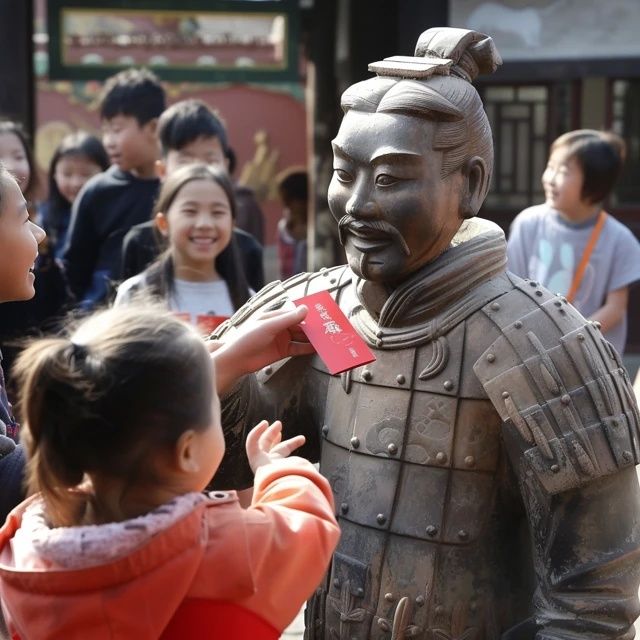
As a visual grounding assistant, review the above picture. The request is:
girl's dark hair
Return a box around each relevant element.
[145,163,251,311]
[13,306,214,527]
[46,131,110,248]
[550,129,626,204]
[0,120,40,208]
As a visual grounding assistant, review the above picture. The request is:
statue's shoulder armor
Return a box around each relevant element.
[473,273,640,494]
[213,265,351,337]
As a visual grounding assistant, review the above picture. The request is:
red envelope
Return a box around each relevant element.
[196,314,229,336]
[294,291,376,374]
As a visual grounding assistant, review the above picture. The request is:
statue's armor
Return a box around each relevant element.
[213,224,640,639]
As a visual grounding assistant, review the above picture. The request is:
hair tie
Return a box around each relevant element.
[69,341,88,364]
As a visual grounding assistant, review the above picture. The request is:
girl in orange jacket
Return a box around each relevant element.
[0,304,339,639]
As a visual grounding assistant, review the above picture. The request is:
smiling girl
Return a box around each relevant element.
[115,164,250,328]
[0,162,45,521]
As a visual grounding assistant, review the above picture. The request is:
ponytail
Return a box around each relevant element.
[13,338,95,526]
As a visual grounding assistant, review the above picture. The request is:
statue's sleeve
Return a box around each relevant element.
[474,297,640,638]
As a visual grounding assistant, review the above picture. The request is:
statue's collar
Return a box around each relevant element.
[350,218,508,348]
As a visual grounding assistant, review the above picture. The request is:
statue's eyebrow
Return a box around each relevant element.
[331,142,351,160]
[370,150,423,165]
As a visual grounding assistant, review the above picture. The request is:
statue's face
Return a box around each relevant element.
[328,110,465,283]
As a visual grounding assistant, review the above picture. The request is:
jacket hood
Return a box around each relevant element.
[0,492,252,640]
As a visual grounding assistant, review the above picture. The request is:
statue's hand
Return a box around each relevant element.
[210,305,315,394]
[246,419,306,473]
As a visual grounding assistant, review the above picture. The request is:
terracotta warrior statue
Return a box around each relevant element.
[213,28,640,639]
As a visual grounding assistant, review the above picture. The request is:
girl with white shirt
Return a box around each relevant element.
[115,164,251,327]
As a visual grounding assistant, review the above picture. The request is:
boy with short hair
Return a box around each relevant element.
[507,129,640,354]
[63,68,165,310]
[120,99,265,290]
[0,163,45,520]
[276,168,308,279]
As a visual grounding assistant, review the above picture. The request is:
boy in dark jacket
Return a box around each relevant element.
[63,68,166,310]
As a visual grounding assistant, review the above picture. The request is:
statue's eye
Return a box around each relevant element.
[375,174,398,187]
[334,168,352,183]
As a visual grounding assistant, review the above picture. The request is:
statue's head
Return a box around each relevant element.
[328,28,501,284]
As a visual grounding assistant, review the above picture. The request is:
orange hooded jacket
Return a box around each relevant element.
[0,457,339,639]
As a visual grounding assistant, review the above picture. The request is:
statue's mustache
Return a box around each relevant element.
[337,215,411,256]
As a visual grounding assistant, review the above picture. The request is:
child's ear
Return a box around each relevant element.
[155,212,169,237]
[174,430,200,474]
[155,159,166,180]
[144,117,159,137]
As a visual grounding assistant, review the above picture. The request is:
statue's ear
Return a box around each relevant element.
[461,156,489,219]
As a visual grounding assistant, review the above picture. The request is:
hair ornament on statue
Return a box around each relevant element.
[368,28,502,83]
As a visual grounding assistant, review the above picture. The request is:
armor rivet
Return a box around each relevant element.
[333,578,340,588]
[457,529,469,541]
[535,290,543,297]
[559,309,566,315]
[415,595,425,607]
[384,592,395,602]
[426,525,438,537]
[396,374,406,385]
[486,353,495,363]
[329,278,337,285]
[561,296,567,302]
[264,366,273,375]
[435,451,447,464]
[320,267,327,273]
[551,464,560,473]
[376,338,384,348]
[387,443,398,455]
[502,391,510,399]
[376,330,384,338]
[623,450,633,462]
[490,302,500,311]
[435,605,445,615]
[577,333,585,341]
[350,436,360,449]
[514,321,523,329]
[554,300,562,307]
[529,281,537,287]
[340,502,349,514]
[443,380,454,391]
[594,320,602,329]
[321,425,329,436]
[561,394,571,405]
[362,369,373,381]
[376,513,387,525]
[356,587,364,597]
[378,618,390,632]
[464,455,475,468]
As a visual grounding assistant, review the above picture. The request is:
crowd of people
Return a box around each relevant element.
[0,58,639,638]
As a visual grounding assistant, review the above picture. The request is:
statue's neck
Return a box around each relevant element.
[352,218,508,329]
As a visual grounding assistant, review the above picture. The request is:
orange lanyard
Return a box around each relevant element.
[566,210,607,304]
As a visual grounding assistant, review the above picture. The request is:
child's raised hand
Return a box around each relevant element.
[211,305,315,394]
[246,420,306,473]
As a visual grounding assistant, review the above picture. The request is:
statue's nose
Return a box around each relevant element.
[346,192,380,219]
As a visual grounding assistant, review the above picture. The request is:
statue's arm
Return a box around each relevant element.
[474,312,640,638]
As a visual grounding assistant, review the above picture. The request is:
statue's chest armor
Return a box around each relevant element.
[313,319,504,545]
[305,318,521,639]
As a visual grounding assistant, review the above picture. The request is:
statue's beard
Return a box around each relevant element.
[337,215,411,257]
